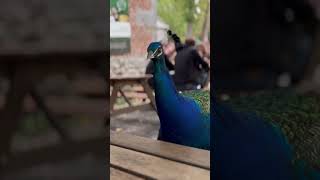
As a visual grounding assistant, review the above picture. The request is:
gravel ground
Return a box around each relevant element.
[110,110,160,139]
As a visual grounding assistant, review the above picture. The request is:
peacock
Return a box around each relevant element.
[148,31,320,179]
[146,33,210,150]
[213,90,320,179]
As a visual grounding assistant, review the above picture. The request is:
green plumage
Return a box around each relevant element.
[222,89,320,169]
[181,90,210,114]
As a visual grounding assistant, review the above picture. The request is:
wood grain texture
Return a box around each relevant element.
[0,95,106,116]
[110,168,144,180]
[110,76,156,115]
[0,66,32,160]
[110,145,210,180]
[0,0,105,53]
[110,131,210,170]
[140,80,156,109]
[110,75,152,82]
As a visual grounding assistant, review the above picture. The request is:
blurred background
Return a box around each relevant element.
[213,0,320,94]
[2,0,320,178]
[110,0,320,141]
[0,0,106,179]
[110,0,211,139]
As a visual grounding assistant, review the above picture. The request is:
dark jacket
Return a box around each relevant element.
[173,46,210,91]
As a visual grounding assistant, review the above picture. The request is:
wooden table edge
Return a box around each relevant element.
[110,131,210,170]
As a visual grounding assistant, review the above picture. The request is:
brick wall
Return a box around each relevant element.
[129,0,154,56]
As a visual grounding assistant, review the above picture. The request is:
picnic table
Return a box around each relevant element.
[0,0,106,172]
[110,75,156,116]
[0,54,106,171]
[110,131,210,180]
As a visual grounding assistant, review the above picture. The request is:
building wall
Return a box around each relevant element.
[111,0,157,76]
[128,0,156,56]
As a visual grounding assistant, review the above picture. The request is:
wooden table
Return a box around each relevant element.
[110,131,210,180]
[0,53,106,172]
[0,0,106,174]
[110,75,156,116]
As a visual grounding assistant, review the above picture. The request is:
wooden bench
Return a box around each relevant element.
[110,75,156,116]
[0,95,106,118]
[110,131,210,179]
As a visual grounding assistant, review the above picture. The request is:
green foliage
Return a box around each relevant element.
[223,90,320,169]
[110,0,128,14]
[157,0,209,41]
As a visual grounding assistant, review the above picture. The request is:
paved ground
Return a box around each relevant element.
[110,110,160,139]
[2,117,106,180]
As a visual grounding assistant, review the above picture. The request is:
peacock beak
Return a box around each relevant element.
[147,51,155,60]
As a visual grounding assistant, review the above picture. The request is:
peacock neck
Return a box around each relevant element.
[153,55,169,76]
[153,55,178,96]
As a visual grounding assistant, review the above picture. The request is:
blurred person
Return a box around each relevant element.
[173,38,210,91]
[196,43,211,88]
[213,0,319,90]
[175,38,196,52]
[185,38,196,47]
[163,39,177,62]
[146,40,175,89]
[196,43,210,67]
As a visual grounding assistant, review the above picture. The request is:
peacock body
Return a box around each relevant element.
[147,30,320,179]
[213,90,320,179]
[147,41,210,150]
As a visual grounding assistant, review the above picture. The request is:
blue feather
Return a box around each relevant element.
[148,42,210,150]
[212,95,320,180]
[212,98,294,179]
[147,41,320,179]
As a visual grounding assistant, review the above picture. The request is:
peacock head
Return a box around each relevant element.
[147,42,163,60]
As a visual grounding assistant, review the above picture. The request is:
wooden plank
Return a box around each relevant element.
[110,145,210,180]
[119,89,132,106]
[29,88,70,141]
[110,131,210,170]
[72,78,106,96]
[0,95,106,117]
[110,83,121,112]
[110,75,152,81]
[140,80,156,110]
[0,66,32,162]
[120,92,148,99]
[0,0,105,54]
[129,86,145,92]
[110,80,147,87]
[27,96,106,116]
[110,168,144,180]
